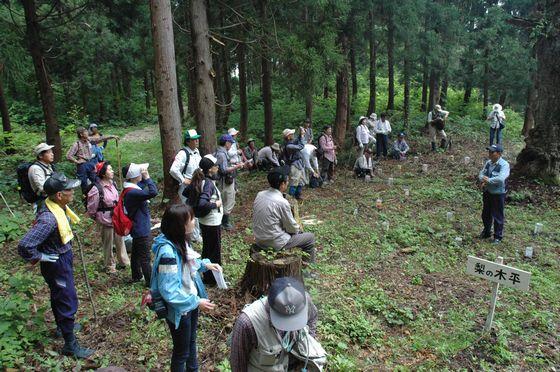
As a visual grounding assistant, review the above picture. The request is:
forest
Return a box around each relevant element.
[1,0,559,370]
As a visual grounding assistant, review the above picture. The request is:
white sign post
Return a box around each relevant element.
[466,255,531,332]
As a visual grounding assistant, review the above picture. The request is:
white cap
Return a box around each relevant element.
[34,143,54,156]
[369,113,377,119]
[204,154,217,164]
[493,103,502,111]
[228,128,239,136]
[125,163,149,179]
[435,104,442,111]
[282,129,295,138]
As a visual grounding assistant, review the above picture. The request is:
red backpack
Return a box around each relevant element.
[112,188,134,236]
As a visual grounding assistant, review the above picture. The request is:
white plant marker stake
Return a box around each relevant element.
[422,164,428,172]
[464,156,471,165]
[524,247,533,258]
[484,256,503,332]
[446,211,454,221]
[534,223,543,235]
[413,156,419,163]
[387,177,394,186]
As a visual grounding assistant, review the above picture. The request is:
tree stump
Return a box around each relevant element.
[238,246,303,297]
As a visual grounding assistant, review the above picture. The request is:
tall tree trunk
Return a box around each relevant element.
[482,51,489,117]
[323,85,329,99]
[428,70,438,111]
[144,70,151,114]
[421,58,428,111]
[350,40,357,101]
[403,42,411,130]
[177,70,185,124]
[305,92,313,122]
[439,78,448,107]
[21,0,62,161]
[259,0,273,145]
[463,62,473,104]
[386,12,395,111]
[515,3,560,184]
[334,35,349,146]
[150,0,182,202]
[367,9,377,115]
[221,39,232,128]
[522,84,536,137]
[111,68,120,113]
[498,90,507,106]
[190,0,216,155]
[0,65,12,133]
[238,43,248,142]
[213,44,225,130]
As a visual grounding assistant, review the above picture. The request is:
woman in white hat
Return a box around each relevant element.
[487,103,506,146]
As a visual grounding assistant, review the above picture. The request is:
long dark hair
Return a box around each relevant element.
[186,168,207,204]
[160,204,194,262]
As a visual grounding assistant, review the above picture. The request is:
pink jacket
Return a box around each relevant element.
[319,134,336,162]
[87,181,119,227]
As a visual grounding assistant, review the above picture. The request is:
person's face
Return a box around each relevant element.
[279,180,288,193]
[104,165,115,180]
[286,134,294,141]
[325,127,332,135]
[39,149,54,164]
[56,189,74,205]
[188,138,199,149]
[225,141,233,150]
[79,131,89,141]
[304,122,310,128]
[91,127,99,135]
[184,215,195,237]
[249,142,255,149]
[488,151,501,162]
[208,165,219,176]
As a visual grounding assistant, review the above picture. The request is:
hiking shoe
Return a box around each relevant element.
[55,323,82,338]
[478,232,491,239]
[61,336,94,359]
[491,238,502,244]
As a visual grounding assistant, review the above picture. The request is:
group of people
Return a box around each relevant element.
[17,103,511,368]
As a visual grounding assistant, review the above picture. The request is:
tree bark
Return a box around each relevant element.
[150,0,182,202]
[421,58,428,111]
[21,0,62,161]
[463,62,474,104]
[428,69,438,111]
[482,51,489,117]
[386,11,395,111]
[305,92,313,123]
[238,42,248,142]
[259,0,273,145]
[323,85,329,99]
[221,43,232,128]
[176,65,185,124]
[0,65,12,133]
[522,85,536,137]
[515,3,560,184]
[439,78,448,107]
[190,0,216,155]
[403,42,411,130]
[143,70,151,114]
[367,9,377,115]
[350,39,357,101]
[498,90,507,106]
[334,35,349,146]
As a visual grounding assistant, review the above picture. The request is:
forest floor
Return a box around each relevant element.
[1,124,559,371]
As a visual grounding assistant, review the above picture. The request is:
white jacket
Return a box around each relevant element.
[374,120,392,135]
[356,124,374,145]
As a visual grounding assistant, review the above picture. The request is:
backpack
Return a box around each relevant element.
[186,180,215,218]
[112,188,134,236]
[17,162,53,203]
[85,181,118,213]
[176,148,191,184]
[494,112,506,129]
[315,134,326,159]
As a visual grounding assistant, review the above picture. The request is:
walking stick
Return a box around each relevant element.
[75,234,99,323]
[0,191,16,218]
[116,138,123,188]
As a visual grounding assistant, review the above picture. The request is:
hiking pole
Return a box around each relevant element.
[116,138,123,188]
[0,191,16,218]
[74,234,99,323]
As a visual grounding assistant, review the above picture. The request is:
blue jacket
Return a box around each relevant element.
[150,234,209,328]
[123,179,158,238]
[283,137,305,169]
[479,158,510,194]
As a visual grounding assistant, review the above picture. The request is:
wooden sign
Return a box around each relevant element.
[466,256,531,291]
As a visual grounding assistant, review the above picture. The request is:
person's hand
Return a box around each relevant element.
[141,169,150,179]
[215,200,222,208]
[359,143,364,149]
[40,253,59,262]
[482,176,489,183]
[313,172,319,178]
[183,178,192,185]
[199,299,216,312]
[205,263,222,272]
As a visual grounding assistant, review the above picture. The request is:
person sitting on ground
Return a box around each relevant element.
[356,116,375,157]
[487,103,506,146]
[122,163,158,287]
[318,125,336,184]
[427,104,450,151]
[86,161,130,274]
[374,113,392,159]
[257,143,281,170]
[151,204,221,372]
[354,147,374,178]
[215,134,245,230]
[28,142,56,210]
[66,127,118,193]
[302,118,314,144]
[243,138,258,171]
[282,128,306,200]
[253,167,316,264]
[300,143,320,186]
[230,277,326,371]
[18,173,94,358]
[391,132,410,161]
[183,155,224,285]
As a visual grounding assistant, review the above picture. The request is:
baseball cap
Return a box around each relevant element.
[43,172,81,195]
[228,128,239,136]
[199,154,217,172]
[398,132,406,137]
[268,277,308,331]
[184,129,201,140]
[34,143,54,156]
[220,134,234,143]
[486,144,503,153]
[435,104,442,111]
[247,138,255,144]
[88,123,98,129]
[124,163,149,179]
[282,129,295,138]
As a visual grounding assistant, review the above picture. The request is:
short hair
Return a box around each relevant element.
[219,138,227,146]
[323,125,331,132]
[76,127,87,137]
[267,167,289,189]
[380,113,387,119]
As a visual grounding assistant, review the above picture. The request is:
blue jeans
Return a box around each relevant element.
[76,161,97,193]
[376,134,388,158]
[489,127,502,146]
[167,309,199,372]
[482,192,505,240]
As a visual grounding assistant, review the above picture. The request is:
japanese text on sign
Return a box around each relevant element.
[466,256,531,291]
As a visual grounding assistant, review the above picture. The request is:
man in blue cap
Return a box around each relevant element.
[18,173,94,358]
[478,144,510,243]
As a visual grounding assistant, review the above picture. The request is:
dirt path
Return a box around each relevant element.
[121,125,159,143]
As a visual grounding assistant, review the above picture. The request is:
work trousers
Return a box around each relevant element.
[428,124,447,143]
[320,158,335,181]
[375,134,389,158]
[489,127,503,146]
[217,180,236,216]
[166,309,199,372]
[200,224,222,285]
[131,236,152,286]
[76,161,97,194]
[100,224,130,270]
[282,232,316,263]
[481,191,506,240]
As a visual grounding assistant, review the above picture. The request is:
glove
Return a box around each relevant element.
[359,143,364,149]
[40,253,59,262]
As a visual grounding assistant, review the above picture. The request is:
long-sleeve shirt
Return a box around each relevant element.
[253,188,300,249]
[18,207,72,262]
[393,139,410,154]
[86,180,119,226]
[303,127,313,144]
[427,110,449,123]
[356,124,374,145]
[478,157,510,194]
[301,144,319,174]
[284,137,305,170]
[123,179,158,238]
[28,161,54,196]
[66,140,93,164]
[169,147,202,184]
[318,134,336,162]
[487,110,506,129]
[374,119,392,135]
[229,293,318,372]
[257,146,279,167]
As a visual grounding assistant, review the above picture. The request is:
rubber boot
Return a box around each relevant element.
[288,186,297,197]
[431,142,437,152]
[55,323,82,338]
[221,214,234,231]
[294,185,303,200]
[61,333,94,359]
[440,138,447,149]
